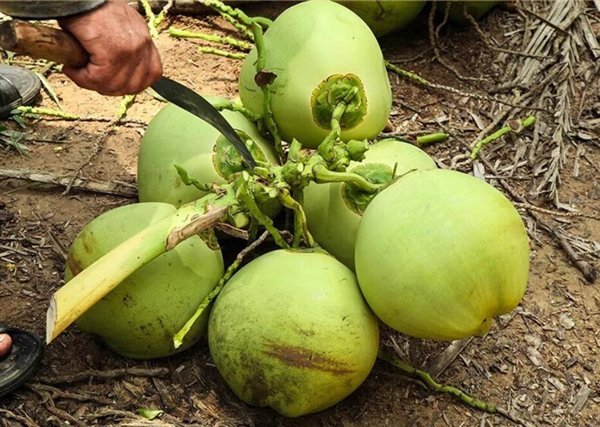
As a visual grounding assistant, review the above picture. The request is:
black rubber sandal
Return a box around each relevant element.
[0,65,42,119]
[0,326,43,398]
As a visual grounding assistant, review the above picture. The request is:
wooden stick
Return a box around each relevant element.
[0,168,137,198]
[0,20,88,67]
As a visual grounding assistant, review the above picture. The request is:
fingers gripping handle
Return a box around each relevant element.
[0,20,89,68]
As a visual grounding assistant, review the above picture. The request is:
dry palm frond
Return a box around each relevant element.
[499,0,597,205]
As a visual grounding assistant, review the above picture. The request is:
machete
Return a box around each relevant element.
[0,20,257,168]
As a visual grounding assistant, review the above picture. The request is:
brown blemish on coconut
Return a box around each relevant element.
[66,254,85,277]
[81,230,96,256]
[263,341,354,375]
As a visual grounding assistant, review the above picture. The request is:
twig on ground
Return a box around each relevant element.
[554,233,597,282]
[62,119,120,195]
[427,338,474,378]
[463,9,550,59]
[0,168,137,198]
[85,408,179,426]
[428,1,489,84]
[0,409,40,427]
[385,62,547,112]
[36,367,170,385]
[27,383,116,405]
[46,227,68,261]
[44,405,85,427]
[514,202,600,221]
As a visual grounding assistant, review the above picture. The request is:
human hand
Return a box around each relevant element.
[58,0,162,96]
[0,333,11,357]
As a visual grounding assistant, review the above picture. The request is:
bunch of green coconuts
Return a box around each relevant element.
[63,0,524,418]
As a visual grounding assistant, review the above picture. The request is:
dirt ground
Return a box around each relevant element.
[1,2,599,426]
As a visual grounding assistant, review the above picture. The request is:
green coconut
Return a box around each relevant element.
[208,249,379,417]
[137,99,278,208]
[65,202,224,359]
[303,139,437,269]
[355,169,530,341]
[337,0,426,37]
[238,0,392,148]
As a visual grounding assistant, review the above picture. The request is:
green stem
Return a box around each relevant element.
[153,1,173,29]
[139,0,159,38]
[378,348,497,414]
[416,132,449,146]
[279,188,314,248]
[198,47,245,60]
[470,115,536,159]
[168,27,252,50]
[312,164,381,193]
[15,106,79,120]
[237,179,289,249]
[116,94,136,120]
[202,0,255,40]
[212,100,261,122]
[385,61,431,86]
[220,13,255,40]
[174,164,213,192]
[318,102,347,162]
[173,261,237,349]
[173,229,271,348]
[252,17,273,28]
[251,22,283,159]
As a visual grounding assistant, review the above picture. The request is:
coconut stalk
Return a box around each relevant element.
[46,187,237,343]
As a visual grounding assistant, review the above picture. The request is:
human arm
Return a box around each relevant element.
[0,0,163,95]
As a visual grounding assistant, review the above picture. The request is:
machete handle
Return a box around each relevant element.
[0,20,88,68]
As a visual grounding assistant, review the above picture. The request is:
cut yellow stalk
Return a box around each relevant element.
[46,187,236,344]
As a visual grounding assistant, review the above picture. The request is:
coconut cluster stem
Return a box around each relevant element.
[279,189,314,248]
[250,22,284,159]
[312,164,380,193]
[201,0,270,41]
[470,116,536,159]
[46,189,238,343]
[175,165,213,192]
[173,230,271,348]
[237,176,289,249]
[319,102,348,161]
[378,348,497,414]
[139,0,160,38]
[212,100,261,122]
